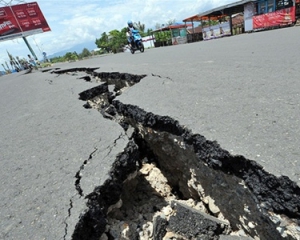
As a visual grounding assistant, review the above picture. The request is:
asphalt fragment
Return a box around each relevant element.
[51,68,300,240]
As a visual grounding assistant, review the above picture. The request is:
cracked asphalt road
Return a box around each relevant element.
[1,27,299,239]
[0,72,128,239]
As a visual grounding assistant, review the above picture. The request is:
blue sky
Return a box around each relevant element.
[0,0,236,64]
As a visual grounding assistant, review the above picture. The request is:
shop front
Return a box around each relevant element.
[252,0,296,30]
[171,27,188,45]
[296,0,300,18]
[151,23,192,47]
[202,22,231,40]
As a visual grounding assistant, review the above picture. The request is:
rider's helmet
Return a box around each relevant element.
[127,20,133,28]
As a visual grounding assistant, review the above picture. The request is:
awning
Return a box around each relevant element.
[152,23,192,33]
[183,0,255,22]
[183,14,222,22]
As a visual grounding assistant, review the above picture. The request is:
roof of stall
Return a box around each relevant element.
[151,23,193,33]
[183,0,255,22]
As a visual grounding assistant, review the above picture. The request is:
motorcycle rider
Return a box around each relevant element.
[126,20,136,48]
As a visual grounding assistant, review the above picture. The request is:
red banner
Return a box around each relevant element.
[0,2,50,41]
[0,7,22,36]
[253,6,295,29]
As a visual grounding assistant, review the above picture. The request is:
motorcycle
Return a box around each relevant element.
[130,29,145,54]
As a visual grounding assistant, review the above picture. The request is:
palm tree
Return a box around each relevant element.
[146,28,153,36]
[134,21,145,35]
[167,19,176,26]
[5,61,11,72]
[2,64,7,72]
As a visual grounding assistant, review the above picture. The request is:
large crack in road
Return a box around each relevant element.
[51,68,300,240]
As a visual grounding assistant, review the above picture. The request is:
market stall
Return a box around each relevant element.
[183,0,248,42]
[151,23,192,47]
[251,0,296,31]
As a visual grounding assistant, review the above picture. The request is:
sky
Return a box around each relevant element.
[0,0,237,64]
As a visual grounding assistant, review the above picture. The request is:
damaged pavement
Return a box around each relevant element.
[0,27,300,240]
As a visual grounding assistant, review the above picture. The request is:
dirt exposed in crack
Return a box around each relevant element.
[51,68,300,240]
[110,102,300,240]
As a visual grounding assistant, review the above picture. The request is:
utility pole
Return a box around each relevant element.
[23,36,38,60]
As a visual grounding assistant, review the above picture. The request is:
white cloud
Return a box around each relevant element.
[0,0,236,65]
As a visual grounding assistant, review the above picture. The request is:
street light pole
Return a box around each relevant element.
[161,24,164,47]
[23,36,38,60]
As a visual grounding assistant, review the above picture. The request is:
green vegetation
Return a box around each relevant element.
[201,20,220,27]
[95,28,129,54]
[94,20,176,53]
[49,48,95,63]
[152,20,176,45]
[95,32,110,52]
[48,19,175,63]
[95,23,149,54]
[201,17,229,27]
[154,30,171,42]
[135,21,146,37]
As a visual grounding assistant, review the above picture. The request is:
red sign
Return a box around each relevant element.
[0,2,50,41]
[0,7,22,37]
[253,6,295,29]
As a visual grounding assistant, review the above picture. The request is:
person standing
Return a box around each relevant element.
[27,54,38,69]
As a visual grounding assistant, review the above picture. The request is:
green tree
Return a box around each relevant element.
[107,29,127,53]
[146,28,153,36]
[134,21,146,36]
[50,56,65,63]
[167,19,176,26]
[120,27,128,35]
[95,32,110,52]
[64,52,78,61]
[79,48,91,59]
[154,31,171,42]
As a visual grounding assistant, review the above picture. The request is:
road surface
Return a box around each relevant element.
[0,26,299,239]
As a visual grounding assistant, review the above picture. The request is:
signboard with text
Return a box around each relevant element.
[0,2,50,42]
[172,36,187,45]
[202,22,231,40]
[253,6,295,29]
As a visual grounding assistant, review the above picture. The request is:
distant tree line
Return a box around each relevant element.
[95,21,150,54]
[47,19,179,64]
[49,48,96,63]
[95,20,177,53]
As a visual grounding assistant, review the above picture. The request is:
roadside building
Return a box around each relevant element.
[151,23,192,47]
[232,13,244,34]
[183,0,248,42]
[248,0,297,31]
[297,0,300,19]
[186,26,202,43]
[183,0,299,42]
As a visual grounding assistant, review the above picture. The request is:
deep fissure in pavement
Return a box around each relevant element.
[52,68,300,240]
